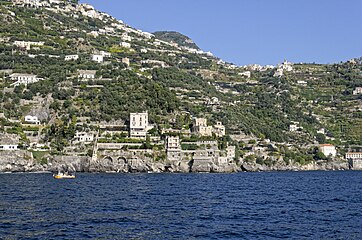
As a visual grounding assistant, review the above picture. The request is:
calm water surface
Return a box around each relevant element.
[0,171,362,239]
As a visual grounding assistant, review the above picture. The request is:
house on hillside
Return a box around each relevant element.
[65,55,79,61]
[78,70,96,80]
[13,40,44,50]
[319,144,337,157]
[353,87,362,95]
[24,115,40,125]
[91,54,103,63]
[129,112,152,139]
[9,73,40,86]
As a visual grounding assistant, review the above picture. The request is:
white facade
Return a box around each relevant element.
[238,71,251,78]
[65,55,79,61]
[14,40,44,50]
[92,54,103,63]
[10,73,39,86]
[25,115,40,124]
[166,136,181,150]
[0,145,18,151]
[74,132,94,143]
[78,70,96,80]
[319,144,337,157]
[353,87,362,95]
[193,118,213,137]
[130,112,149,139]
[213,122,226,137]
[120,42,131,48]
[122,58,130,66]
[346,152,362,160]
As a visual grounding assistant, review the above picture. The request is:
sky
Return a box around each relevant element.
[80,0,362,66]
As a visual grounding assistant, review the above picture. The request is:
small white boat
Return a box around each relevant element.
[53,172,76,179]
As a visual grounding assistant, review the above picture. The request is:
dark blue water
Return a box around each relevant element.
[0,171,362,239]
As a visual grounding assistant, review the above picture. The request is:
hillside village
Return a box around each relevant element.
[0,0,361,172]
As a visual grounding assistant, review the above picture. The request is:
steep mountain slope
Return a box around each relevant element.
[0,0,361,165]
[153,31,200,50]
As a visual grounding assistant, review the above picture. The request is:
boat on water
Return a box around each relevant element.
[53,172,76,179]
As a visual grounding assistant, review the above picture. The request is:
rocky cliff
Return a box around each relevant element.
[0,151,349,173]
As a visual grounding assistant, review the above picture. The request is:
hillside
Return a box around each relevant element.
[153,31,200,50]
[0,0,361,172]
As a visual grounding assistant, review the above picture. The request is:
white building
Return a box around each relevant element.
[92,54,103,63]
[65,55,79,61]
[353,87,362,95]
[166,136,181,150]
[274,68,284,78]
[213,122,226,137]
[166,136,181,161]
[14,40,44,50]
[226,146,236,161]
[238,71,251,78]
[346,152,362,160]
[74,132,94,143]
[130,112,149,139]
[25,115,40,125]
[99,51,111,58]
[122,57,130,67]
[10,73,39,86]
[120,42,131,48]
[121,33,132,42]
[319,144,337,157]
[78,70,96,80]
[193,118,213,137]
[0,144,18,150]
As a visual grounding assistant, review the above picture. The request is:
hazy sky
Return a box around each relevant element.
[80,0,362,66]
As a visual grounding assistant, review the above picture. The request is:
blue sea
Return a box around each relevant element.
[0,171,362,239]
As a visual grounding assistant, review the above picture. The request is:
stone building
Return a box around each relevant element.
[193,118,213,136]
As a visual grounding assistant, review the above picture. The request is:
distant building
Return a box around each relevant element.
[13,40,44,50]
[122,57,130,67]
[346,152,362,160]
[166,136,181,161]
[78,70,96,80]
[0,133,19,151]
[24,115,40,125]
[91,54,103,63]
[120,42,131,48]
[213,121,226,137]
[65,55,79,61]
[10,73,39,86]
[193,118,213,137]
[353,87,362,95]
[74,132,94,143]
[238,71,251,78]
[130,112,149,139]
[346,152,362,170]
[319,144,337,157]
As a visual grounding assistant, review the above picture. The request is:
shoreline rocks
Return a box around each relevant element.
[0,151,351,173]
